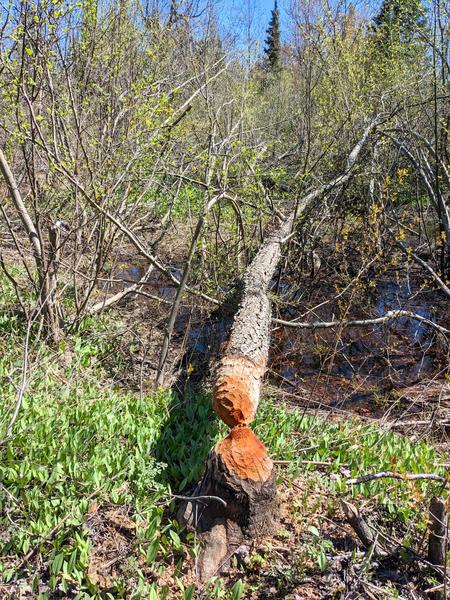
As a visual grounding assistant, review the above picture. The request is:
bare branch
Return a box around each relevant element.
[273,310,450,336]
[346,471,447,486]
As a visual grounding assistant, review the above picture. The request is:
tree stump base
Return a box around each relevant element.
[178,428,277,581]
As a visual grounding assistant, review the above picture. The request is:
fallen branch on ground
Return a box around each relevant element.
[274,310,450,336]
[341,500,396,557]
[87,266,155,315]
[343,500,450,585]
[389,420,450,428]
[346,471,447,486]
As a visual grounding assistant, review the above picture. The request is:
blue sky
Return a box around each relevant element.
[212,0,287,52]
[211,0,376,47]
[215,0,277,22]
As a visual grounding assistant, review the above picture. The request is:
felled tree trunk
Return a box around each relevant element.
[179,216,293,580]
[179,121,377,581]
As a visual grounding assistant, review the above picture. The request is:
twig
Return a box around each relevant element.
[390,420,450,428]
[347,471,447,486]
[424,583,445,594]
[172,494,227,508]
[3,319,32,440]
[393,237,450,299]
[155,191,222,386]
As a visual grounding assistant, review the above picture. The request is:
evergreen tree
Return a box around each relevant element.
[264,1,281,73]
[372,0,427,58]
[168,0,179,27]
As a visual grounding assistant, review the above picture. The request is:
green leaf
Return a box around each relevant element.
[183,584,195,600]
[317,551,328,572]
[308,525,320,537]
[51,552,64,575]
[230,579,244,600]
[169,529,181,549]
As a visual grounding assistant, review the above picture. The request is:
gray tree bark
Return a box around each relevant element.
[178,218,292,581]
[178,121,377,581]
[0,148,62,342]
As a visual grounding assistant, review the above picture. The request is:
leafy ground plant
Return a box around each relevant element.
[0,334,447,598]
[0,273,447,597]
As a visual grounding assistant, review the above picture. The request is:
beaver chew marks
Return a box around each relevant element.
[213,355,265,427]
[216,425,273,482]
[176,125,378,582]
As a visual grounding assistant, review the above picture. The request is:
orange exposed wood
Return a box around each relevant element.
[213,354,272,481]
[213,355,266,427]
[216,425,273,482]
[178,125,377,581]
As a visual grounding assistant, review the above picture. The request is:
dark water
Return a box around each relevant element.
[109,263,445,407]
[375,278,433,343]
[187,320,230,354]
[108,263,179,299]
[269,274,445,404]
[115,265,142,286]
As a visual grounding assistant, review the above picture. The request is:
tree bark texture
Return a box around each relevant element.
[178,122,377,581]
[427,497,448,599]
[428,497,447,570]
[179,217,293,580]
[0,148,62,342]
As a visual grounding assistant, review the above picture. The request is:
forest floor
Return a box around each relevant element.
[0,247,449,599]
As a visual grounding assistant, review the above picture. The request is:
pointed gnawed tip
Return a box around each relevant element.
[216,426,274,482]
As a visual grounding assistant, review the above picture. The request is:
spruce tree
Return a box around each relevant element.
[168,0,179,27]
[372,0,427,58]
[264,1,281,73]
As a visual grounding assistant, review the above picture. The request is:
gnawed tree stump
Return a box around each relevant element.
[179,217,292,580]
[178,122,377,581]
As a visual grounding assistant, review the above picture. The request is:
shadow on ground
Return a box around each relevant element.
[153,387,222,493]
[152,293,240,493]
